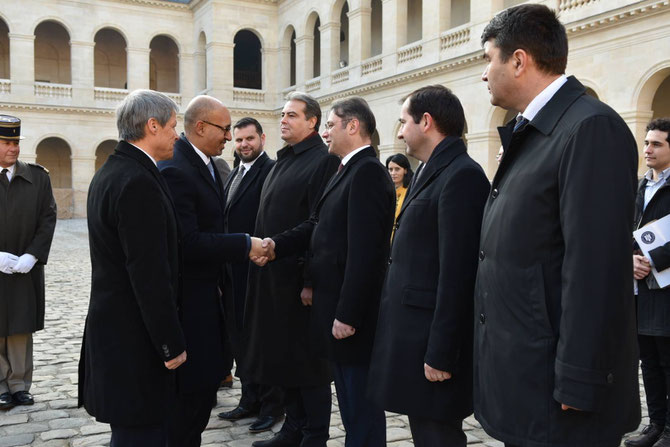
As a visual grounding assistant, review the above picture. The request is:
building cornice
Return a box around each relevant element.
[565,0,670,37]
[112,0,191,10]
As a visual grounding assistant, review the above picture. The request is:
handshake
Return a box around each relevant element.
[0,252,38,274]
[249,237,276,267]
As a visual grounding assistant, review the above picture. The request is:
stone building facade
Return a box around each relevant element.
[0,0,668,217]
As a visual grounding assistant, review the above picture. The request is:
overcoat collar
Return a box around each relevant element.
[276,132,323,158]
[116,140,177,207]
[397,136,465,220]
[225,151,270,210]
[12,160,34,184]
[317,146,375,206]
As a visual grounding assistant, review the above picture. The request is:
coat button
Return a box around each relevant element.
[491,188,499,198]
[479,313,486,324]
[606,373,614,384]
[388,257,392,265]
[479,250,485,261]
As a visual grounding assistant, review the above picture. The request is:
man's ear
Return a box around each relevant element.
[146,118,159,136]
[422,113,433,133]
[513,49,529,77]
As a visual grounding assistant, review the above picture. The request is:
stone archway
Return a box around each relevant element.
[36,137,72,218]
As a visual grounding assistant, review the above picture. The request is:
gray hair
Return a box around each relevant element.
[116,89,178,142]
[286,91,322,131]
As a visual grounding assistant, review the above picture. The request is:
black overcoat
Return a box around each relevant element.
[243,133,339,387]
[222,152,275,362]
[635,176,670,336]
[0,160,56,337]
[79,141,186,426]
[158,135,249,393]
[368,137,489,421]
[272,147,395,364]
[473,76,641,446]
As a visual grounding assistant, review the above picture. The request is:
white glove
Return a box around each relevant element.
[0,252,18,274]
[12,254,38,274]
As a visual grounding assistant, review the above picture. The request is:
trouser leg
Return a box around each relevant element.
[1,333,33,393]
[167,385,218,447]
[640,334,668,425]
[111,424,167,447]
[408,415,466,447]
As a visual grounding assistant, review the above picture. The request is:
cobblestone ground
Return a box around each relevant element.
[0,219,649,446]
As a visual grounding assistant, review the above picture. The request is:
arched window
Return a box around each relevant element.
[652,75,670,119]
[339,2,349,67]
[195,32,207,93]
[370,0,382,57]
[34,21,71,84]
[150,35,179,93]
[234,30,262,90]
[95,140,116,172]
[313,17,321,78]
[290,29,296,86]
[407,0,422,44]
[94,28,127,89]
[451,0,471,28]
[0,19,8,80]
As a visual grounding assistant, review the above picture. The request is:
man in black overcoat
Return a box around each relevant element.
[474,5,641,447]
[79,90,188,446]
[217,117,283,433]
[368,86,489,446]
[262,96,395,446]
[243,92,339,447]
[0,115,56,411]
[627,118,670,447]
[158,95,265,447]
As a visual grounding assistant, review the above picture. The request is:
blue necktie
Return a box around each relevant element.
[206,160,216,181]
[514,116,529,133]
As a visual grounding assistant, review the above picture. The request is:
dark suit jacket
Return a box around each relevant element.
[369,136,489,421]
[243,133,339,387]
[474,76,641,446]
[79,140,185,426]
[222,152,274,357]
[159,134,249,394]
[273,146,395,364]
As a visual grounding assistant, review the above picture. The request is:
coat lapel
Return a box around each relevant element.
[227,152,269,211]
[317,146,375,208]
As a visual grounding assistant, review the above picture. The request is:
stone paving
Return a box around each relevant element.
[0,219,649,446]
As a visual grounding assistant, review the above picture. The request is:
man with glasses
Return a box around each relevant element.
[159,95,267,446]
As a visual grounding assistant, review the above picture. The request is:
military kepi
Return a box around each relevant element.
[0,115,25,140]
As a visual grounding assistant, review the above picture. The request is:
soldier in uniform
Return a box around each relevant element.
[0,114,57,411]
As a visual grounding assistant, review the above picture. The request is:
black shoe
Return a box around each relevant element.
[249,415,283,433]
[653,428,670,447]
[12,391,34,406]
[0,392,14,410]
[626,423,664,447]
[251,431,302,447]
[218,406,257,421]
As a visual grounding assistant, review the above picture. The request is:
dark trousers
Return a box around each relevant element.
[240,378,285,417]
[110,424,166,447]
[331,361,385,447]
[639,334,670,426]
[167,385,218,447]
[408,416,465,447]
[281,383,332,447]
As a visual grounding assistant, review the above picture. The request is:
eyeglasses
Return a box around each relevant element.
[202,120,231,134]
[324,118,353,131]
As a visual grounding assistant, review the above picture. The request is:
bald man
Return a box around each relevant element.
[159,95,267,447]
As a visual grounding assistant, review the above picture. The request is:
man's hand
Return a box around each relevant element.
[164,350,187,370]
[561,403,582,411]
[250,237,275,266]
[332,319,356,339]
[424,363,452,382]
[11,253,37,274]
[300,287,313,306]
[634,254,651,280]
[0,252,18,274]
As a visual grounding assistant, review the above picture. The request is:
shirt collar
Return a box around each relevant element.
[128,142,158,166]
[645,167,670,183]
[189,141,211,166]
[241,151,264,171]
[520,75,568,122]
[341,145,369,166]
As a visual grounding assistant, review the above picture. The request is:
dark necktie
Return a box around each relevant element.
[227,166,245,205]
[0,168,9,188]
[514,116,529,133]
[337,163,344,173]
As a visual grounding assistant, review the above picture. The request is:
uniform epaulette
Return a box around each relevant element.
[28,163,49,174]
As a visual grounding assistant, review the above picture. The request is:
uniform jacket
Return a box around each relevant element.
[79,141,186,426]
[635,175,670,336]
[368,136,489,421]
[158,134,249,393]
[0,160,56,337]
[222,152,274,361]
[474,76,641,446]
[243,133,339,387]
[272,146,395,364]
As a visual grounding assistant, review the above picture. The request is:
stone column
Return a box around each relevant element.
[620,110,654,176]
[71,155,96,218]
[319,21,339,77]
[423,0,449,35]
[262,47,279,103]
[206,42,234,103]
[9,33,35,100]
[295,35,313,85]
[472,0,504,25]
[194,48,207,94]
[179,52,195,107]
[70,40,95,105]
[466,130,500,178]
[383,0,406,52]
[126,47,150,91]
[278,44,292,91]
[348,7,371,65]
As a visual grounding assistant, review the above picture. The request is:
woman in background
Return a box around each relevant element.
[386,154,414,236]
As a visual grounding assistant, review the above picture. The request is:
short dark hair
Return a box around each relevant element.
[385,153,414,188]
[402,85,465,137]
[330,96,376,138]
[286,91,321,131]
[481,4,567,75]
[647,118,670,145]
[234,117,263,135]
